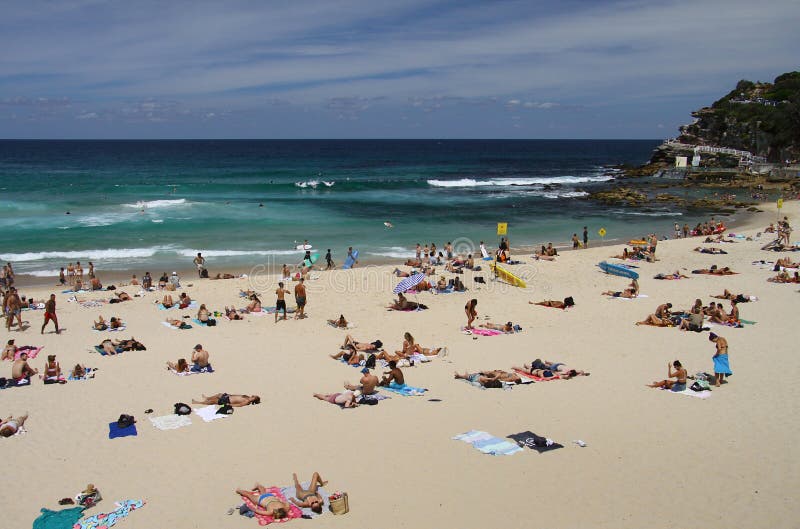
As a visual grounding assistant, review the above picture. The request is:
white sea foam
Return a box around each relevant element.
[123,199,187,209]
[322,181,335,187]
[0,247,167,262]
[367,247,412,259]
[542,191,590,199]
[151,219,164,223]
[427,175,613,187]
[26,269,62,277]
[176,249,302,258]
[76,213,129,227]
[295,180,318,188]
[618,211,682,217]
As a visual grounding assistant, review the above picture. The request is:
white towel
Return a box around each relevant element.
[149,414,192,430]
[193,405,228,422]
[667,388,712,399]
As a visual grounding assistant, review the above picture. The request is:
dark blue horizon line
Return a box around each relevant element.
[0,137,664,142]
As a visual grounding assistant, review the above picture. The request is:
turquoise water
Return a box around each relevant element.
[0,139,719,276]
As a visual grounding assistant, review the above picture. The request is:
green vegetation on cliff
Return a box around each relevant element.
[678,71,800,162]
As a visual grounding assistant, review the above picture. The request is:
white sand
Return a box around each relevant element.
[3,202,799,528]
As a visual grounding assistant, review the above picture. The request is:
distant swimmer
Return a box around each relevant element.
[65,211,71,215]
[384,222,394,229]
[259,203,264,207]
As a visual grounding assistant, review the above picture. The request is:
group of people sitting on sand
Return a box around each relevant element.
[3,351,93,387]
[166,343,213,373]
[93,315,123,330]
[637,294,745,329]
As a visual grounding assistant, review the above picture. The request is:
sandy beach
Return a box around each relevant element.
[3,202,798,529]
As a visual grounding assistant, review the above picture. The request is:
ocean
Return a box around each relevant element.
[0,139,724,277]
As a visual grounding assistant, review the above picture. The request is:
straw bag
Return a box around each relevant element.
[329,492,349,515]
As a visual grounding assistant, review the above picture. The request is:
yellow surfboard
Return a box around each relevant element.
[489,263,527,288]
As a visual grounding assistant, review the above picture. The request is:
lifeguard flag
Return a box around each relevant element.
[497,222,508,235]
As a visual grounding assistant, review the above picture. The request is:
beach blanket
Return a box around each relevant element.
[279,483,330,518]
[507,431,564,453]
[11,345,43,360]
[62,289,88,294]
[453,430,523,456]
[75,500,145,529]
[32,506,85,529]
[327,321,355,329]
[68,368,96,381]
[193,405,228,423]
[93,345,123,356]
[78,300,107,308]
[161,321,193,330]
[263,306,296,314]
[512,368,559,382]
[149,414,192,430]
[191,318,211,327]
[108,422,137,439]
[609,294,649,300]
[240,487,302,525]
[381,382,427,396]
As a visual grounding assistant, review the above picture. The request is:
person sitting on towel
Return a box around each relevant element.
[379,360,405,387]
[190,344,212,372]
[344,367,378,395]
[11,352,38,383]
[327,314,348,328]
[178,292,191,309]
[647,360,687,391]
[387,292,426,311]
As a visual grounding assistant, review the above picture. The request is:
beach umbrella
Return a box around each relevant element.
[393,273,426,294]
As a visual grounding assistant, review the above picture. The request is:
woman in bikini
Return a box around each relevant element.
[401,332,442,357]
[647,360,687,391]
[162,295,174,308]
[0,412,28,437]
[531,296,576,307]
[166,358,189,373]
[313,391,358,407]
[235,484,291,519]
[465,299,477,329]
[43,354,65,384]
[94,315,109,330]
[479,321,514,332]
[289,472,327,514]
[196,304,212,323]
[246,294,262,312]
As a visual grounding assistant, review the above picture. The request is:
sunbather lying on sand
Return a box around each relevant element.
[399,332,441,356]
[0,413,28,437]
[647,360,687,391]
[692,266,737,275]
[386,293,427,311]
[453,371,522,388]
[210,273,237,279]
[776,257,800,268]
[694,247,728,254]
[531,296,576,307]
[653,271,689,280]
[479,322,514,332]
[235,484,292,518]
[711,289,752,302]
[313,390,358,407]
[515,359,590,378]
[767,271,800,283]
[341,335,382,351]
[166,358,189,373]
[225,306,243,320]
[327,315,348,328]
[193,393,260,406]
[330,349,365,365]
[165,318,191,329]
[289,472,327,513]
[162,295,174,308]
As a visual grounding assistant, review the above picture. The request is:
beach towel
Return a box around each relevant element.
[327,321,355,329]
[462,327,503,336]
[68,368,95,381]
[191,318,210,327]
[75,500,144,529]
[193,405,228,422]
[609,294,649,300]
[713,354,732,376]
[78,300,107,308]
[665,387,712,399]
[62,289,88,294]
[32,506,85,529]
[240,487,302,525]
[93,345,123,356]
[279,483,330,518]
[263,306,296,314]
[512,368,559,382]
[108,422,137,439]
[92,325,126,332]
[381,382,427,396]
[453,430,523,456]
[507,431,564,453]
[161,321,192,330]
[149,414,192,430]
[12,345,43,360]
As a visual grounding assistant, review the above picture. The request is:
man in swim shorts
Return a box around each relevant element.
[192,393,261,407]
[275,282,289,323]
[41,293,59,334]
[294,278,307,319]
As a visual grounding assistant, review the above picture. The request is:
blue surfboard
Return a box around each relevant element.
[343,249,359,269]
[598,261,639,280]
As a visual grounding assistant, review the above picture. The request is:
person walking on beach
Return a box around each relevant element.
[41,294,59,335]
[88,261,95,279]
[465,299,478,329]
[275,282,290,323]
[583,227,588,248]
[58,268,66,286]
[193,253,205,277]
[325,249,334,270]
[709,332,731,387]
[294,278,307,319]
[5,288,23,332]
[683,223,690,238]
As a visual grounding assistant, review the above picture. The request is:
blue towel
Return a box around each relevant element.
[453,429,523,456]
[108,422,137,439]
[382,382,427,396]
[191,318,208,326]
[713,354,732,375]
[33,506,86,529]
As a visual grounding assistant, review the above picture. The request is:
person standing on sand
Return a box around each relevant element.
[683,223,690,238]
[275,282,290,323]
[6,288,23,332]
[67,263,75,286]
[674,223,681,239]
[294,278,307,319]
[41,294,59,334]
[465,299,477,329]
[325,249,334,270]
[76,262,83,284]
[88,261,95,279]
[571,233,580,250]
[58,268,66,286]
[193,253,205,277]
[583,227,588,248]
[709,332,731,387]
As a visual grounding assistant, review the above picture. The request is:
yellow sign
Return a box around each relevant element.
[777,198,783,209]
[497,222,507,235]
[598,227,607,237]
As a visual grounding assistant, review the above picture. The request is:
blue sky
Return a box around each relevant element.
[0,0,797,139]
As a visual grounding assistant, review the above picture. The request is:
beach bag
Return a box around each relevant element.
[217,404,234,415]
[174,403,191,415]
[474,276,485,284]
[691,380,710,392]
[364,354,376,369]
[329,493,349,515]
[357,395,378,406]
[206,318,217,326]
[117,414,135,428]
